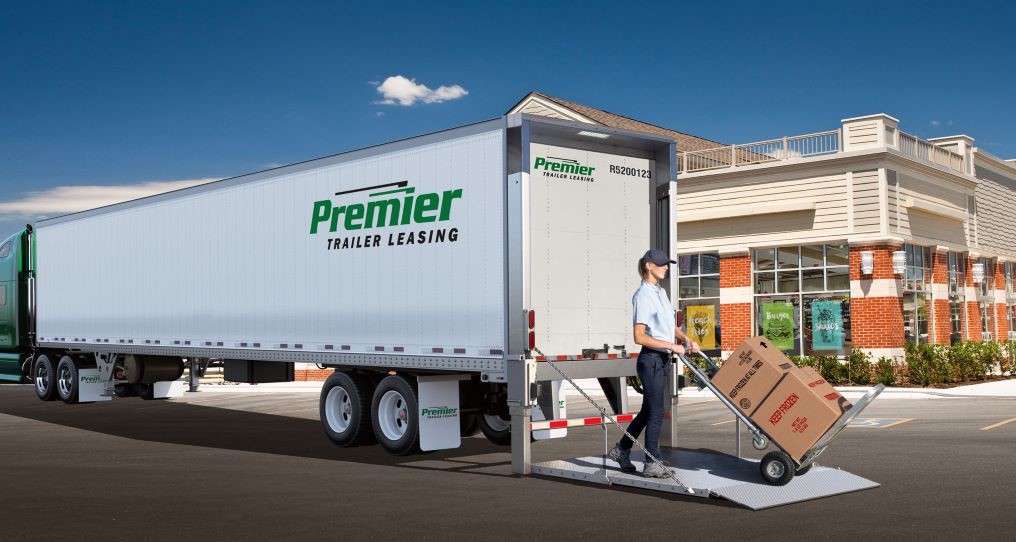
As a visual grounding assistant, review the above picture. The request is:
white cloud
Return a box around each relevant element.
[931,120,941,127]
[0,178,218,221]
[374,75,468,106]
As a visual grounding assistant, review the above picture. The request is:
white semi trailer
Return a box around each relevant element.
[27,114,679,473]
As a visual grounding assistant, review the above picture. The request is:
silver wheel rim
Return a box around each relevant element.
[377,389,410,441]
[57,363,73,398]
[325,386,352,433]
[766,459,786,479]
[483,414,510,432]
[35,363,50,395]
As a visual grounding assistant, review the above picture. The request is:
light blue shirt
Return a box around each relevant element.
[632,280,677,351]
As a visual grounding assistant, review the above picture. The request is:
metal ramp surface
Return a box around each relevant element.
[532,448,879,510]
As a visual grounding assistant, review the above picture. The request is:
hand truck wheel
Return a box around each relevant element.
[795,463,813,476]
[752,434,768,451]
[760,451,795,486]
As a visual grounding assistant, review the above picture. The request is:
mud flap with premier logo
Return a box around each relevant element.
[533,380,567,441]
[417,375,469,451]
[77,369,112,402]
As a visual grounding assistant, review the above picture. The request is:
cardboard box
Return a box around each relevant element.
[799,366,852,415]
[712,336,797,416]
[755,370,843,461]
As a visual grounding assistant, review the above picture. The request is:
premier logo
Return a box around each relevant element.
[533,156,595,176]
[79,375,101,384]
[421,406,458,418]
[310,180,463,234]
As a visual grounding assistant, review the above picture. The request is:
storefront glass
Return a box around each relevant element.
[978,257,996,341]
[753,244,851,356]
[948,252,965,344]
[902,244,932,345]
[677,252,721,356]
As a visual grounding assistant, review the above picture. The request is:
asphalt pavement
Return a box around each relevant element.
[1,382,1014,541]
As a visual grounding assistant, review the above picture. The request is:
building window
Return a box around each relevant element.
[902,244,932,345]
[0,284,5,306]
[753,244,850,356]
[947,252,966,344]
[677,252,721,355]
[0,242,9,259]
[978,257,996,341]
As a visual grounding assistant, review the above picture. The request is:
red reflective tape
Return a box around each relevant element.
[608,354,618,359]
[629,353,639,358]
[555,355,568,361]
[535,356,546,362]
[548,420,569,429]
[617,414,634,423]
[583,417,602,426]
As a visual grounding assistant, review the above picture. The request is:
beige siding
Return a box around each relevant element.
[890,172,970,246]
[852,169,881,233]
[845,121,879,146]
[886,171,899,231]
[676,172,848,250]
[975,161,1016,256]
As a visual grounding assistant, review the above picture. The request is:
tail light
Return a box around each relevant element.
[526,310,536,350]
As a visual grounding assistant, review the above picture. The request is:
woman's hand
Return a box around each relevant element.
[669,343,686,356]
[688,341,700,354]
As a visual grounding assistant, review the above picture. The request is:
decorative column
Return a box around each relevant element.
[719,251,752,357]
[850,243,905,359]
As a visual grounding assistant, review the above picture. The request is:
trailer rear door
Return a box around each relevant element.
[526,143,656,357]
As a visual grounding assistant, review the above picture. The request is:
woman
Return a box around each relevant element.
[609,248,699,478]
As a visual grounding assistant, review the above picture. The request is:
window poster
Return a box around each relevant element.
[762,302,795,350]
[686,304,716,349]
[811,300,844,350]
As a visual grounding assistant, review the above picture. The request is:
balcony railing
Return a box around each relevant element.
[678,130,840,173]
[677,127,967,175]
[899,131,965,172]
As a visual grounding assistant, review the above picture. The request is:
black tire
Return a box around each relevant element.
[760,451,796,486]
[56,355,80,404]
[477,413,511,446]
[114,384,137,398]
[320,372,374,447]
[33,354,59,401]
[627,376,644,395]
[795,463,813,476]
[460,413,480,437]
[136,383,155,400]
[370,375,420,455]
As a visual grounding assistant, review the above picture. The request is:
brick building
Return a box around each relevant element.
[510,93,1016,361]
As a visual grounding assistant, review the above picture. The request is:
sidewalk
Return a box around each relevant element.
[188,375,1016,399]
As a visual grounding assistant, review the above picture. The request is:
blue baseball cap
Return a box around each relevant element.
[643,248,676,266]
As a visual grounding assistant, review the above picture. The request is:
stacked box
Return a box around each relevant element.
[711,336,796,416]
[712,337,850,461]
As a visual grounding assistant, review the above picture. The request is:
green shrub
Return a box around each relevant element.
[947,342,980,383]
[1002,341,1015,377]
[904,343,950,386]
[873,357,897,386]
[813,355,847,384]
[979,342,1004,378]
[846,349,872,385]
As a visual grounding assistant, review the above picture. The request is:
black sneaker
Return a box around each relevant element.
[642,460,670,478]
[608,444,637,473]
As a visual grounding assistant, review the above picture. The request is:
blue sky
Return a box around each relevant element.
[2,0,1014,235]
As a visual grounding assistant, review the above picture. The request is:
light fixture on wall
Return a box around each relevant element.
[860,251,874,275]
[892,251,907,275]
[972,262,985,284]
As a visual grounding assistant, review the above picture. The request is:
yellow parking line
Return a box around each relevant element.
[981,417,1016,431]
[879,418,914,429]
[711,419,736,426]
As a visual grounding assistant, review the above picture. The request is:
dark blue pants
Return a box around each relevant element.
[619,349,670,463]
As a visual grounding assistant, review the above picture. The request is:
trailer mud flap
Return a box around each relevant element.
[418,375,469,451]
[77,369,112,403]
[533,380,566,441]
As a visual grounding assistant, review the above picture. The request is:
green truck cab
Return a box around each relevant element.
[0,227,34,382]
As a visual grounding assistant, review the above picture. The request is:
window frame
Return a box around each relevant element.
[677,252,721,355]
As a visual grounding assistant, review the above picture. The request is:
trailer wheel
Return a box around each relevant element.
[33,355,59,401]
[460,414,480,437]
[136,383,155,400]
[56,356,80,404]
[370,375,420,455]
[320,372,374,447]
[760,451,795,486]
[477,413,511,446]
[114,384,137,397]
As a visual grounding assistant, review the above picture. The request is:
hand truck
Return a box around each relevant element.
[679,351,885,486]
